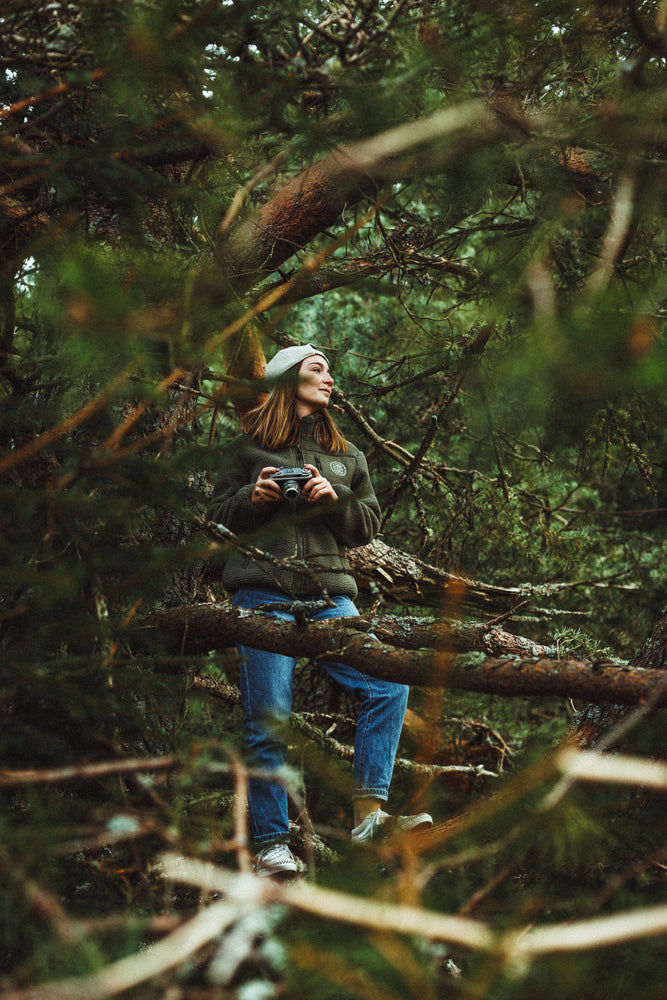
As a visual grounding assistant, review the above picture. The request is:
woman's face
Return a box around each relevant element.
[294,354,333,417]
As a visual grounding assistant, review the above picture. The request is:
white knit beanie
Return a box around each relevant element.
[264,343,329,381]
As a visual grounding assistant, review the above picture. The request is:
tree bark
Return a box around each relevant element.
[216,105,611,298]
[348,537,549,613]
[217,101,497,286]
[370,614,549,658]
[202,529,562,615]
[573,608,667,746]
[145,601,548,658]
[141,604,667,708]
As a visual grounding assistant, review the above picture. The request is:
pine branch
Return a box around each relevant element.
[140,603,667,708]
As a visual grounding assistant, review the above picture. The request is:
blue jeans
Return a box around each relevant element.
[232,587,410,845]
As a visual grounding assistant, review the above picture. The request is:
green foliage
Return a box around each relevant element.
[0,1,665,998]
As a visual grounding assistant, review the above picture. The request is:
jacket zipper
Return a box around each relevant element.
[294,438,306,594]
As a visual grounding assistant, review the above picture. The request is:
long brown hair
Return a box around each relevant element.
[241,381,348,453]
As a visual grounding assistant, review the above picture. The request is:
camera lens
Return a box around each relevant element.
[283,480,300,499]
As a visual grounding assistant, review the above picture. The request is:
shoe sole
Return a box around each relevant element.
[257,869,298,882]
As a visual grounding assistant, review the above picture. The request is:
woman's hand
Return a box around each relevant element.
[251,467,282,506]
[303,464,338,503]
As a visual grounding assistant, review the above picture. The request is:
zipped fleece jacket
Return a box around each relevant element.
[207,415,381,599]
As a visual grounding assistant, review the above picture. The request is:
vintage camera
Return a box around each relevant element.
[269,466,313,500]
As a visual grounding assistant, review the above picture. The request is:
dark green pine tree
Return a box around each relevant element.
[0,2,665,998]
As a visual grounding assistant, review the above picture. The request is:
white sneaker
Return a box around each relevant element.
[351,808,433,844]
[254,843,298,880]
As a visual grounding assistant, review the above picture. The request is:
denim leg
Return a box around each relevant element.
[233,589,297,845]
[311,597,410,801]
[231,588,410,841]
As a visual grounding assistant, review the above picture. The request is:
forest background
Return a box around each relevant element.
[0,2,666,999]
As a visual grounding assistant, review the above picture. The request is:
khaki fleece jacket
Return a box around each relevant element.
[207,415,381,598]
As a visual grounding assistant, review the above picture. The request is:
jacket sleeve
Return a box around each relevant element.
[326,449,381,548]
[207,440,271,533]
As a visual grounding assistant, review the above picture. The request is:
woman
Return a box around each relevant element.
[208,344,432,878]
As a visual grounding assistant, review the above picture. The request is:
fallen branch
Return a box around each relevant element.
[204,524,587,616]
[349,537,631,613]
[152,597,550,659]
[141,604,667,707]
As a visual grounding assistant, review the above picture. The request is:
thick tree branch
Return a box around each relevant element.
[348,537,587,613]
[216,104,615,301]
[140,604,667,708]
[202,523,556,615]
[217,101,503,285]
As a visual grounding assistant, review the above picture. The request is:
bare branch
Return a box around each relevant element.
[586,173,637,295]
[163,856,667,958]
[1,892,249,1000]
[556,748,667,790]
[0,756,174,787]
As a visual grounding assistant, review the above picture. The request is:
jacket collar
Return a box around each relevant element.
[299,414,318,441]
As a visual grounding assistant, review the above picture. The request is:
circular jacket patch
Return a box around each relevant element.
[329,460,347,476]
